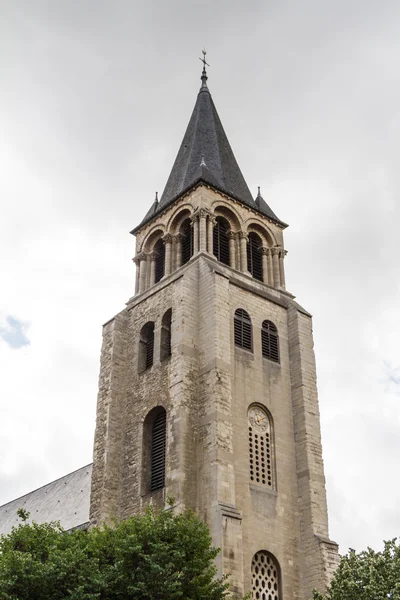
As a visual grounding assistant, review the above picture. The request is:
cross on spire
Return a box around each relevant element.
[199,49,210,88]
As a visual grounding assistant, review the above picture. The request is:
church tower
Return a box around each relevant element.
[89,59,339,599]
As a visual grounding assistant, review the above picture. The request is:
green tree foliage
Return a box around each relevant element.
[313,539,400,600]
[0,505,233,600]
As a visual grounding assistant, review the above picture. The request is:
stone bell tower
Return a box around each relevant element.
[89,58,339,599]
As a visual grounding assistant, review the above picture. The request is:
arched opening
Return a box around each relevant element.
[138,322,155,373]
[261,320,280,363]
[213,216,230,266]
[234,308,252,352]
[251,551,281,599]
[247,232,263,281]
[248,404,276,489]
[142,406,167,494]
[180,218,193,265]
[160,308,172,361]
[154,238,165,283]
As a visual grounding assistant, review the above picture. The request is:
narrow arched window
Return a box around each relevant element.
[247,232,263,281]
[180,219,193,265]
[151,409,166,491]
[234,309,252,351]
[261,320,280,363]
[248,405,275,489]
[251,551,281,600]
[213,216,230,265]
[154,238,165,283]
[160,308,172,361]
[138,322,155,372]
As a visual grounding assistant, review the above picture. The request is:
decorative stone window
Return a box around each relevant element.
[247,232,263,281]
[248,405,275,489]
[154,238,165,283]
[234,308,252,351]
[180,218,194,265]
[261,320,280,363]
[142,407,167,494]
[213,216,230,266]
[251,551,281,600]
[160,308,172,361]
[138,322,155,373]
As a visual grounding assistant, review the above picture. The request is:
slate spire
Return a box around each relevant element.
[134,57,284,231]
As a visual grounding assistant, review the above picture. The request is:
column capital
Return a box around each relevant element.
[239,231,248,241]
[260,246,270,256]
[132,252,146,265]
[228,231,236,240]
[190,212,199,224]
[162,233,173,244]
[174,232,184,243]
[149,251,158,261]
[198,207,208,219]
[271,246,280,256]
[279,248,288,258]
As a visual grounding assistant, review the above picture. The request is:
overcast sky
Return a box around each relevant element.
[1,0,399,554]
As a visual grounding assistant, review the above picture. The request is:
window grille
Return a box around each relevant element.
[213,217,230,265]
[181,219,194,265]
[151,411,166,490]
[247,232,263,281]
[251,551,281,600]
[261,320,280,363]
[160,308,172,361]
[248,421,274,488]
[234,309,252,351]
[154,239,165,283]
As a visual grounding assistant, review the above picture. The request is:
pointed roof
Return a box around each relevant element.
[132,65,286,233]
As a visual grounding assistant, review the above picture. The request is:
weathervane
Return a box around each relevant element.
[199,49,210,86]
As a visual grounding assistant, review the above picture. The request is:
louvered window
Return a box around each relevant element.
[154,239,165,283]
[213,217,230,265]
[234,309,252,351]
[248,407,275,489]
[160,308,172,361]
[261,320,279,363]
[247,232,263,281]
[139,322,155,372]
[151,411,166,491]
[181,219,193,265]
[251,551,281,600]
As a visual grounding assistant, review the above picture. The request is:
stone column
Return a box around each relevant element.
[267,249,273,286]
[173,233,182,269]
[138,253,147,294]
[163,234,173,276]
[228,232,236,269]
[192,213,199,255]
[149,252,157,286]
[239,231,248,273]
[272,247,280,288]
[199,209,207,253]
[261,247,269,284]
[133,256,140,294]
[279,248,287,289]
[207,214,216,254]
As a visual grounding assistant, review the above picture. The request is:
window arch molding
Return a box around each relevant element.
[245,219,276,248]
[166,205,194,234]
[141,406,167,494]
[140,226,166,254]
[212,202,242,232]
[247,403,276,490]
[251,550,282,600]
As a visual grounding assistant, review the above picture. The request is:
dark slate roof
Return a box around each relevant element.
[132,75,286,233]
[0,464,92,536]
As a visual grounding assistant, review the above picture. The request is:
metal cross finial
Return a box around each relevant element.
[199,49,210,70]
